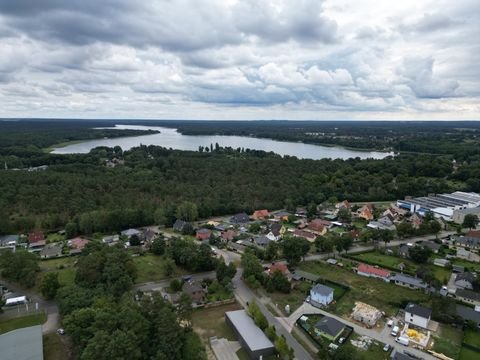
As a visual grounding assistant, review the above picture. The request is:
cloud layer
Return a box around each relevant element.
[0,0,478,120]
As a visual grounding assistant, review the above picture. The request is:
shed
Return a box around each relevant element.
[0,325,43,360]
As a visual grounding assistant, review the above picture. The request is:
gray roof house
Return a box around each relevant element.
[311,284,334,297]
[121,228,142,238]
[225,310,275,359]
[0,235,19,247]
[173,219,189,232]
[390,273,428,290]
[230,212,250,224]
[314,316,345,341]
[456,304,480,327]
[0,325,43,360]
[455,272,476,290]
[457,235,480,249]
[40,242,63,259]
[253,235,270,247]
[455,289,480,306]
[418,241,441,253]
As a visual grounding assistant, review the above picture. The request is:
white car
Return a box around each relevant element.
[57,328,65,335]
[383,344,391,352]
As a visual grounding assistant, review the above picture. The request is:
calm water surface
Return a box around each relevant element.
[52,125,393,160]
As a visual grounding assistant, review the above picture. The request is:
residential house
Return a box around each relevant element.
[0,235,19,248]
[398,244,410,258]
[230,212,250,224]
[457,230,480,250]
[455,272,476,290]
[456,304,480,328]
[273,211,291,222]
[253,235,270,247]
[267,263,292,281]
[404,303,431,329]
[390,273,428,290]
[221,229,236,242]
[291,270,318,283]
[310,284,334,306]
[455,289,480,306]
[356,263,391,282]
[367,216,395,231]
[411,213,423,229]
[314,316,345,341]
[252,209,270,220]
[456,247,480,262]
[143,229,157,245]
[40,242,63,259]
[453,265,465,273]
[121,228,143,240]
[358,204,374,221]
[182,281,206,305]
[433,258,450,267]
[102,234,120,246]
[417,241,441,253]
[307,219,328,236]
[292,229,316,242]
[270,223,286,239]
[351,302,382,327]
[350,229,361,242]
[196,229,212,241]
[295,207,307,217]
[27,231,46,250]
[68,237,90,252]
[335,200,351,210]
[173,219,190,233]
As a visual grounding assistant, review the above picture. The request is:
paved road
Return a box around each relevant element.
[286,302,436,360]
[232,269,313,360]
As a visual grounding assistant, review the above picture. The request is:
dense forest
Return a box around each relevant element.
[1,120,480,235]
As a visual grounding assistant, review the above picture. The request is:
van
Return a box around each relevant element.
[391,326,399,336]
[387,320,394,327]
[396,336,409,346]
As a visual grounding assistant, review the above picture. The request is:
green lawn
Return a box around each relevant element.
[133,254,187,283]
[43,332,71,360]
[191,302,242,343]
[0,313,47,334]
[45,233,65,243]
[463,330,480,349]
[432,324,463,360]
[350,251,453,283]
[38,257,77,289]
[459,347,480,360]
[266,281,310,315]
[299,261,430,316]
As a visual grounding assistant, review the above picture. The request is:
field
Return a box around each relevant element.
[0,313,47,334]
[459,347,480,360]
[463,330,480,349]
[38,257,77,288]
[266,281,310,315]
[133,254,187,283]
[191,302,242,342]
[43,332,72,360]
[299,261,430,316]
[431,324,463,360]
[350,251,452,283]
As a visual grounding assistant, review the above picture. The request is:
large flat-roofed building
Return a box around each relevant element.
[397,191,480,221]
[0,325,43,360]
[225,310,275,359]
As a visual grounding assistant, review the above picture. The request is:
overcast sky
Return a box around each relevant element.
[0,0,479,120]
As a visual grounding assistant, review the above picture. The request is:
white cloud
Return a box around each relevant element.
[0,0,478,119]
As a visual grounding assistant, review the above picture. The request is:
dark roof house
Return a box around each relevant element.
[405,303,432,318]
[230,212,250,224]
[314,316,345,340]
[173,219,189,232]
[182,281,206,304]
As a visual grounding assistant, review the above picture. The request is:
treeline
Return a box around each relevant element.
[0,143,466,234]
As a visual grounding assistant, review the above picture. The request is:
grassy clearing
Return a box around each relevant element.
[266,281,310,315]
[299,261,430,316]
[38,257,77,288]
[463,330,480,349]
[43,332,72,360]
[432,324,463,360]
[459,347,480,360]
[346,333,391,360]
[133,254,187,283]
[191,302,242,343]
[0,313,47,334]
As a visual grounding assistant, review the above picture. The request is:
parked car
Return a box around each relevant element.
[338,337,346,344]
[387,319,394,327]
[391,326,399,336]
[383,344,391,352]
[57,328,65,335]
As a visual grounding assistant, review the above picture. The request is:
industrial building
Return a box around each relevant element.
[225,310,275,359]
[0,325,43,360]
[397,191,480,221]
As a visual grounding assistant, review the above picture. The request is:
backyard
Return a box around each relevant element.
[299,261,431,316]
[264,281,311,316]
[38,256,77,289]
[349,250,452,284]
[431,324,463,360]
[133,253,187,283]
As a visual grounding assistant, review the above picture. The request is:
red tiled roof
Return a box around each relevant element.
[357,263,390,278]
[69,237,90,250]
[293,229,316,239]
[308,219,326,233]
[268,263,289,275]
[466,230,480,239]
[252,209,270,218]
[221,229,236,241]
[196,229,211,240]
[28,231,45,244]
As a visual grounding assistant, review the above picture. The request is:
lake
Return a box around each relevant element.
[52,124,393,160]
